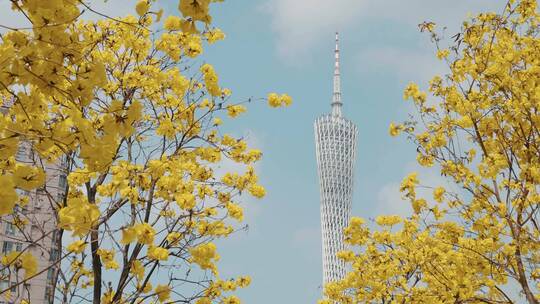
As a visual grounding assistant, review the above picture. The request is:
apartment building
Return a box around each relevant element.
[0,141,66,304]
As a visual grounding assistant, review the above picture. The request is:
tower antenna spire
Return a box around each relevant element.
[314,32,358,288]
[332,32,342,116]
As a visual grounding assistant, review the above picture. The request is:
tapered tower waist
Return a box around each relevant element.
[313,33,358,286]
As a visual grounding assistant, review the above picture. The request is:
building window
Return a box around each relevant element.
[2,242,22,254]
[56,192,65,204]
[44,286,54,304]
[0,280,8,292]
[0,280,16,293]
[4,223,16,236]
[60,155,69,168]
[49,248,60,262]
[15,145,26,161]
[47,268,55,281]
[58,174,67,189]
[34,196,44,210]
[0,267,9,280]
[51,230,60,243]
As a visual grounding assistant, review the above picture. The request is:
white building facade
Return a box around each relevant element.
[0,138,65,304]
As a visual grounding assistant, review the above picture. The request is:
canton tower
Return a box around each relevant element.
[314,33,358,284]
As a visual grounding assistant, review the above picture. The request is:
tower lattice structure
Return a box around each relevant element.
[314,32,358,285]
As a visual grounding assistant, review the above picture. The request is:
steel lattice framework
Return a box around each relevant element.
[314,33,358,284]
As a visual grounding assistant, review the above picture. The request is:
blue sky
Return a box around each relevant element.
[0,0,506,302]
[197,1,503,303]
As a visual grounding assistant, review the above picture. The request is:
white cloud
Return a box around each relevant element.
[260,0,366,61]
[375,181,411,217]
[263,0,503,62]
[354,45,447,84]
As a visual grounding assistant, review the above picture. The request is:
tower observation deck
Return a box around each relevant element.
[314,32,358,285]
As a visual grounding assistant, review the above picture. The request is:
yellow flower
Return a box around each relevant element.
[13,165,45,191]
[196,298,212,304]
[433,187,446,203]
[0,176,17,215]
[102,290,115,304]
[268,93,281,107]
[280,94,292,106]
[267,93,292,107]
[175,193,196,210]
[248,184,266,198]
[375,215,402,226]
[189,242,219,272]
[222,295,241,304]
[1,251,19,266]
[236,276,251,288]
[412,198,427,214]
[400,172,419,199]
[135,223,155,245]
[131,260,145,281]
[205,28,225,44]
[166,232,183,246]
[227,105,246,118]
[20,253,37,279]
[135,0,150,16]
[2,252,38,279]
[121,226,138,245]
[403,82,426,103]
[67,240,87,254]
[200,63,221,96]
[222,88,232,96]
[388,122,401,137]
[226,203,244,221]
[148,246,169,261]
[164,16,182,31]
[178,0,211,23]
[186,39,203,58]
[58,196,100,237]
[96,249,118,270]
[156,118,176,139]
[141,282,153,294]
[416,153,434,167]
[336,250,355,262]
[155,284,171,302]
[436,49,450,59]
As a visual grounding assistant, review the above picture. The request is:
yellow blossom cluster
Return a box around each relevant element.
[96,249,119,270]
[58,195,100,237]
[201,64,222,96]
[267,93,293,108]
[322,1,540,303]
[0,0,290,302]
[190,242,220,274]
[67,240,87,254]
[1,252,37,280]
[205,28,226,44]
[194,275,252,304]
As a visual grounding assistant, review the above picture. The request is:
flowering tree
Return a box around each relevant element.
[0,0,291,303]
[321,0,540,303]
